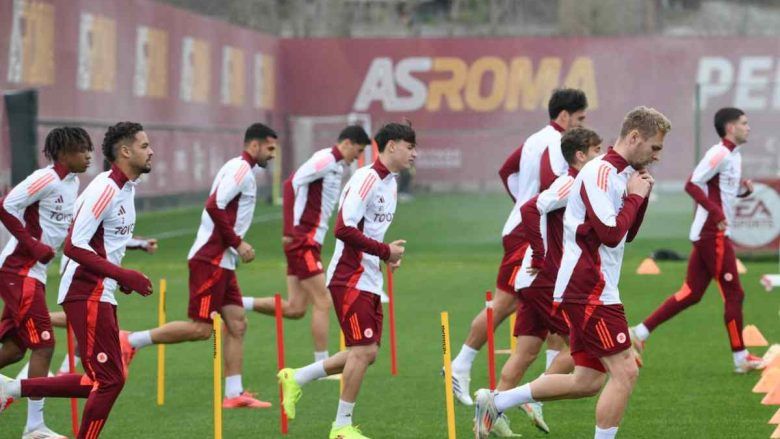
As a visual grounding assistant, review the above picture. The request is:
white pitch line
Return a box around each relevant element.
[152,212,281,240]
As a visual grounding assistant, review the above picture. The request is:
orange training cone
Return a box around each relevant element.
[765,360,780,377]
[770,408,780,425]
[754,368,780,393]
[762,383,780,405]
[743,324,769,347]
[636,258,660,275]
[736,258,747,274]
[772,424,780,438]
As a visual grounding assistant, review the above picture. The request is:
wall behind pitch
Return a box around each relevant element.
[280,37,780,189]
[0,0,281,198]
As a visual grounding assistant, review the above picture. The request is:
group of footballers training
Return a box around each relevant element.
[439,89,759,439]
[0,119,415,439]
[0,86,760,439]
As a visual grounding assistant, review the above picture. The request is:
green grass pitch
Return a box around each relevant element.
[2,192,778,438]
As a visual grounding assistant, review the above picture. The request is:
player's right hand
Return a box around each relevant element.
[119,269,153,296]
[717,219,728,231]
[387,240,406,263]
[237,241,255,263]
[627,171,652,197]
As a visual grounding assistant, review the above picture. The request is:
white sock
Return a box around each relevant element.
[294,360,327,385]
[633,323,650,341]
[225,374,243,398]
[242,297,255,311]
[733,349,748,365]
[8,379,21,398]
[494,383,535,412]
[595,426,618,438]
[334,399,355,428]
[26,398,44,431]
[314,351,329,362]
[128,330,153,349]
[452,344,478,373]
[58,354,81,374]
[545,350,560,369]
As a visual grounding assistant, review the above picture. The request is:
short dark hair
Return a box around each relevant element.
[102,122,144,163]
[43,126,93,162]
[561,128,602,165]
[374,122,416,153]
[548,88,588,120]
[714,107,745,138]
[338,125,371,145]
[244,123,277,144]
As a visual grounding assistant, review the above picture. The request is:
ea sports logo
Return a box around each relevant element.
[97,352,108,363]
[616,332,627,344]
[364,328,373,338]
[724,273,733,282]
[41,331,51,341]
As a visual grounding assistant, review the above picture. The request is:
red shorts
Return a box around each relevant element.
[0,272,55,349]
[331,286,383,347]
[63,300,124,383]
[496,236,528,293]
[187,260,243,323]
[285,240,324,280]
[561,303,630,373]
[513,287,569,339]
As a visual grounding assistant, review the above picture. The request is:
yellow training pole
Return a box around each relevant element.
[440,312,456,439]
[213,313,223,439]
[157,278,167,406]
[339,330,346,393]
[509,313,517,352]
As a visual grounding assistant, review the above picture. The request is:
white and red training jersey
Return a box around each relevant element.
[188,152,258,270]
[501,122,567,240]
[0,163,78,284]
[58,166,138,305]
[327,160,397,296]
[283,146,346,245]
[514,168,577,291]
[553,150,648,305]
[686,139,743,241]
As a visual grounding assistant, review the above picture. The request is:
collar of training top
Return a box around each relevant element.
[721,138,737,151]
[109,164,131,187]
[602,148,631,173]
[53,162,70,179]
[568,166,579,178]
[240,151,258,167]
[550,121,565,133]
[331,145,344,162]
[371,159,392,179]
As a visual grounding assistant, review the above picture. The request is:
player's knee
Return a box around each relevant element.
[7,349,25,365]
[32,346,55,361]
[229,317,248,337]
[100,371,126,394]
[353,345,379,365]
[286,308,307,320]
[194,323,213,340]
[614,362,639,388]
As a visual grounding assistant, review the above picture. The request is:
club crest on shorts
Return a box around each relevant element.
[41,330,51,341]
[616,332,627,344]
[97,352,108,363]
[724,272,733,282]
[364,328,373,338]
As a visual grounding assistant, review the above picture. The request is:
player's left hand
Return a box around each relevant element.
[739,179,754,197]
[388,260,401,272]
[638,169,655,188]
[144,239,158,254]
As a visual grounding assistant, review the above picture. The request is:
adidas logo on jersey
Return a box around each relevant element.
[118,205,126,216]
[55,195,64,204]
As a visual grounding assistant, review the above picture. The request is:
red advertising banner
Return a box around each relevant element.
[279,37,780,188]
[0,0,280,197]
